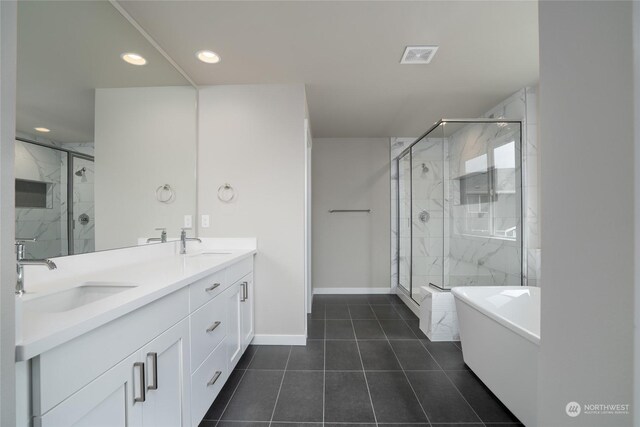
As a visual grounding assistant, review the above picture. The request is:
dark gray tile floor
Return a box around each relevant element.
[200,294,522,427]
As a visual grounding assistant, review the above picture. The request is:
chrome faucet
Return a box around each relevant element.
[147,228,167,243]
[180,228,201,254]
[15,238,57,296]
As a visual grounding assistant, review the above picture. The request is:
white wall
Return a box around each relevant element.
[635,2,640,424]
[0,2,17,425]
[94,86,196,250]
[538,2,634,426]
[312,138,390,291]
[198,84,308,343]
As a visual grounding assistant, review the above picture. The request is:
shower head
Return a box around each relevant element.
[75,167,86,177]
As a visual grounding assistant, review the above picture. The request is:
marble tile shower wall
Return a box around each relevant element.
[15,140,67,259]
[71,157,95,254]
[390,87,541,296]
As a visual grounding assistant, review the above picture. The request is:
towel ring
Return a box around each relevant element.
[217,183,235,203]
[156,184,176,204]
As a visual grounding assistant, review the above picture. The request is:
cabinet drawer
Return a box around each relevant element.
[191,340,228,427]
[190,294,227,372]
[226,256,253,285]
[189,269,227,312]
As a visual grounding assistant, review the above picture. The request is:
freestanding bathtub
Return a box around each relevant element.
[452,286,540,427]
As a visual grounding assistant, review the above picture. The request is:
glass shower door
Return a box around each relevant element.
[444,122,523,288]
[395,120,523,303]
[397,154,412,294]
[410,124,445,302]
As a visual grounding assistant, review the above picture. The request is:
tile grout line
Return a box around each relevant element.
[389,304,446,371]
[268,346,293,427]
[213,346,261,426]
[323,303,326,427]
[441,369,486,427]
[389,303,485,427]
[348,304,379,427]
[371,302,432,427]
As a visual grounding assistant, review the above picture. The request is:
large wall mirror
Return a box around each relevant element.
[15,1,197,259]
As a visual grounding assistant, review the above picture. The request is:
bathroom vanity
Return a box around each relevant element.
[15,239,256,427]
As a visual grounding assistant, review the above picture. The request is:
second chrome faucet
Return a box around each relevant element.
[180,228,201,254]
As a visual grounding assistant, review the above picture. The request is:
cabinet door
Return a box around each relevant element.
[223,281,243,370]
[241,274,255,351]
[141,319,191,427]
[37,353,142,427]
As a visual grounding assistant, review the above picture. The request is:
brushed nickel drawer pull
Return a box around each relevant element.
[206,321,222,333]
[147,352,158,390]
[240,282,247,302]
[205,283,221,292]
[133,362,146,403]
[207,371,222,386]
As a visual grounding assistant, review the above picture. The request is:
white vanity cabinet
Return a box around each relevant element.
[241,274,255,350]
[36,319,191,427]
[223,272,255,372]
[37,352,142,427]
[26,254,255,427]
[224,280,243,370]
[140,319,191,427]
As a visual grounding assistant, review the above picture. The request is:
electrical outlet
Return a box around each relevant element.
[184,215,192,228]
[201,215,210,228]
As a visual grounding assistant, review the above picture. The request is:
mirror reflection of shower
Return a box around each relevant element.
[14,138,95,259]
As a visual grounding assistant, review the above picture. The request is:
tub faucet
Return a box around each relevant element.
[147,228,167,243]
[180,228,202,254]
[15,238,57,296]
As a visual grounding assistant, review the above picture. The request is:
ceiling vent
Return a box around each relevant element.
[400,45,439,64]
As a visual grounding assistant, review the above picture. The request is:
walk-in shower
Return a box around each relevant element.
[15,138,95,259]
[396,119,523,304]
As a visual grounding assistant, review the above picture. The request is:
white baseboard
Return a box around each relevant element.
[251,334,307,346]
[313,287,392,295]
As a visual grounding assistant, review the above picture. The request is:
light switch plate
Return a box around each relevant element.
[184,215,192,228]
[201,215,210,228]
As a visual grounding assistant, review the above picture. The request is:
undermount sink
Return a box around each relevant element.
[23,282,138,313]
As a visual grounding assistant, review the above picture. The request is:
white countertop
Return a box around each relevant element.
[16,242,256,361]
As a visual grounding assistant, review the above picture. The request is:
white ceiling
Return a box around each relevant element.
[119,0,539,138]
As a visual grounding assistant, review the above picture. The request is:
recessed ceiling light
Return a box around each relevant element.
[121,52,147,66]
[34,127,50,133]
[400,46,439,64]
[196,50,220,64]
